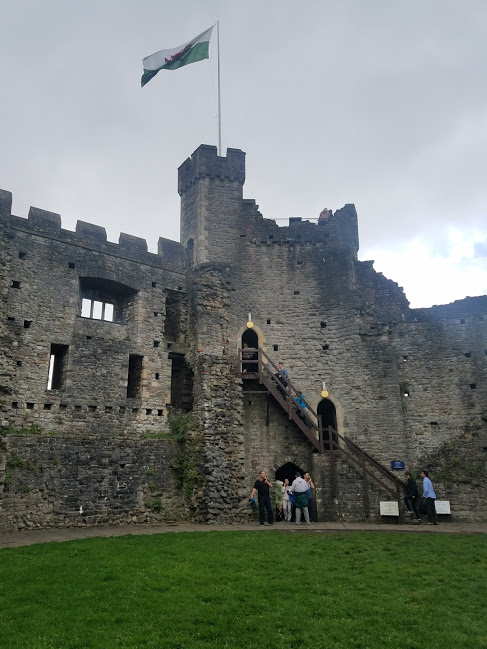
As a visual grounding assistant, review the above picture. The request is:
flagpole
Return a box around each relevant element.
[217,21,222,156]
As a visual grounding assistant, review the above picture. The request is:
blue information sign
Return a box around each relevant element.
[390,461,405,470]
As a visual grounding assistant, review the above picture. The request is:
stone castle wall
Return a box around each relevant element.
[1,145,486,530]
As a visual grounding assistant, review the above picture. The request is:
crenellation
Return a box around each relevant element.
[28,206,61,231]
[178,145,245,196]
[0,189,13,215]
[75,220,107,243]
[119,232,148,253]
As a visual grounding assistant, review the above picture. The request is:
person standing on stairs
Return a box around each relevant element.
[275,362,289,398]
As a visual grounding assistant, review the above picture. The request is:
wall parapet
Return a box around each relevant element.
[178,145,246,195]
[0,189,184,272]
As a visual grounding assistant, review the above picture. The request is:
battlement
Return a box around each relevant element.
[0,188,184,271]
[178,145,246,195]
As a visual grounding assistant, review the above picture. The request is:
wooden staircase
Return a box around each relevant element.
[239,347,405,521]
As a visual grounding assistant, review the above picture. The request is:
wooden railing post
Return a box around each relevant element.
[328,426,337,499]
[396,483,404,524]
[361,451,370,519]
[318,415,324,454]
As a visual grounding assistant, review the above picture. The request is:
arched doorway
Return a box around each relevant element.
[241,328,258,373]
[318,398,338,450]
[275,462,304,484]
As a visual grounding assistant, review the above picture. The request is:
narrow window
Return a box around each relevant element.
[68,262,75,269]
[47,344,69,390]
[127,354,143,398]
[18,252,27,259]
[12,281,21,289]
[81,297,114,321]
[186,238,194,269]
[464,352,471,358]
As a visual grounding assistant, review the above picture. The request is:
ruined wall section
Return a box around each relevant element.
[0,191,187,436]
[391,297,487,466]
[0,434,187,532]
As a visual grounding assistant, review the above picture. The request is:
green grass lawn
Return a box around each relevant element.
[0,531,486,649]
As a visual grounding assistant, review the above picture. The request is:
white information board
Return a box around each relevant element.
[380,501,399,516]
[434,500,451,514]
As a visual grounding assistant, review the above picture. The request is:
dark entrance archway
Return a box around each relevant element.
[241,328,258,373]
[275,461,304,484]
[318,398,338,450]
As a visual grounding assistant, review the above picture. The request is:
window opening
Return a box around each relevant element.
[68,262,75,269]
[320,321,327,328]
[186,238,194,269]
[470,383,477,390]
[79,277,137,324]
[127,354,143,398]
[464,352,471,358]
[47,344,69,390]
[81,298,114,321]
[24,320,31,328]
[27,402,35,409]
[165,289,184,341]
[18,251,26,259]
[12,281,21,289]
[169,352,194,412]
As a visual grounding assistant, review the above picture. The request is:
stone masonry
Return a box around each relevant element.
[0,145,486,531]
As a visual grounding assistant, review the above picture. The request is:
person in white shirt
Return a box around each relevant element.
[291,472,310,525]
[281,478,293,522]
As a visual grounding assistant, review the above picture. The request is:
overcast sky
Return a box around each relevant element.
[1,1,486,308]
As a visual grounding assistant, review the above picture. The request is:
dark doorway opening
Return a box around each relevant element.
[318,398,338,450]
[241,328,258,373]
[127,354,143,398]
[169,353,194,412]
[275,462,304,484]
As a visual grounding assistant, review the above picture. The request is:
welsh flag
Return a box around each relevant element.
[141,26,214,87]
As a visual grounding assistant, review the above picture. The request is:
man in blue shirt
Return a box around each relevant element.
[421,470,438,525]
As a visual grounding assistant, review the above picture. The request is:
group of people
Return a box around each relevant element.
[250,470,314,526]
[404,470,439,525]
